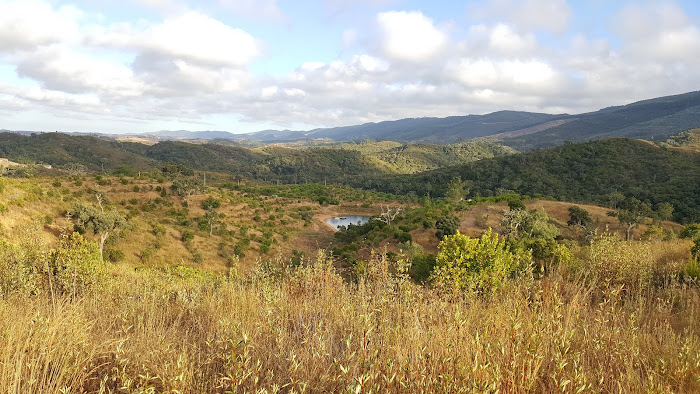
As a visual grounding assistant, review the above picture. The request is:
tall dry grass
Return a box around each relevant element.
[1,240,700,392]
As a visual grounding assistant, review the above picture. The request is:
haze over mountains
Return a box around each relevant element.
[135,90,700,149]
[2,90,700,152]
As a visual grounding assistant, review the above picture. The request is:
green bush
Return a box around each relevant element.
[103,248,125,263]
[181,230,194,243]
[45,232,105,296]
[430,229,531,294]
[435,216,459,240]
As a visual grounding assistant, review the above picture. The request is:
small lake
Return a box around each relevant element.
[325,216,372,231]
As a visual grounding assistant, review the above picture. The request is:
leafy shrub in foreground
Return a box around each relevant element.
[430,228,531,295]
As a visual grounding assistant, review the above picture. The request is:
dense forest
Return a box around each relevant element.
[355,138,700,223]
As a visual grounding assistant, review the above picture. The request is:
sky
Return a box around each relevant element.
[1,0,700,134]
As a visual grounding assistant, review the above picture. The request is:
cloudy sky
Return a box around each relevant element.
[1,0,700,134]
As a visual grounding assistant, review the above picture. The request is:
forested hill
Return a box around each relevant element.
[503,90,700,150]
[222,90,700,148]
[356,138,700,223]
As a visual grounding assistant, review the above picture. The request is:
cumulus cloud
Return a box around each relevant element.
[90,12,261,68]
[0,0,81,52]
[1,0,700,132]
[616,2,700,65]
[376,11,448,62]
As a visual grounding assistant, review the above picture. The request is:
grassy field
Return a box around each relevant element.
[1,171,699,392]
[0,236,699,392]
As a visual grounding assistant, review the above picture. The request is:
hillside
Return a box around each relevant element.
[357,138,700,223]
[0,132,517,179]
[0,132,156,171]
[147,91,700,148]
[504,91,700,150]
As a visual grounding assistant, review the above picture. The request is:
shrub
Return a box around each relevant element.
[44,232,105,296]
[181,230,194,243]
[103,248,125,263]
[430,229,531,294]
[435,216,459,240]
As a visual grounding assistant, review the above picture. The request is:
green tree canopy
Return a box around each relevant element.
[435,216,460,241]
[69,201,126,260]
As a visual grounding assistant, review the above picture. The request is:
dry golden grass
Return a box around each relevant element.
[1,242,699,393]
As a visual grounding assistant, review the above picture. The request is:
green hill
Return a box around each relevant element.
[357,138,700,223]
[504,91,700,150]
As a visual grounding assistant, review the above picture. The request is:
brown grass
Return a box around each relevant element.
[1,241,699,392]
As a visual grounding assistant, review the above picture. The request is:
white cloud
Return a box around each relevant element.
[616,2,700,65]
[464,23,539,56]
[470,0,572,34]
[0,0,81,52]
[91,12,261,68]
[2,0,700,133]
[376,11,448,62]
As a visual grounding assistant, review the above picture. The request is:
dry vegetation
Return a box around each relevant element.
[0,236,699,392]
[1,173,700,392]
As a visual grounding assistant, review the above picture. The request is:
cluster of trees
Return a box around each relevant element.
[353,139,700,223]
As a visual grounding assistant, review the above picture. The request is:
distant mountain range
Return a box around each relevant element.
[134,90,700,149]
[3,90,700,150]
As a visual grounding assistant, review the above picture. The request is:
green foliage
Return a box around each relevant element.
[44,232,105,296]
[610,197,653,240]
[358,138,700,223]
[103,248,125,263]
[501,209,559,240]
[430,229,531,294]
[68,202,126,259]
[181,230,194,243]
[567,205,592,229]
[507,198,526,211]
[680,224,700,239]
[435,216,459,240]
[445,177,469,203]
[201,196,221,210]
[170,176,204,205]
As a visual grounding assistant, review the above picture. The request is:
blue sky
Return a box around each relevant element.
[1,0,700,134]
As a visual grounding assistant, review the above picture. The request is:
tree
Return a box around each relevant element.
[378,205,403,225]
[204,207,221,237]
[435,216,460,240]
[445,177,469,203]
[567,205,592,230]
[201,196,221,210]
[69,197,126,260]
[171,176,204,206]
[655,202,674,222]
[607,191,625,210]
[501,209,559,240]
[609,197,652,241]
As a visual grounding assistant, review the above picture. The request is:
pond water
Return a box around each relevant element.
[325,216,372,231]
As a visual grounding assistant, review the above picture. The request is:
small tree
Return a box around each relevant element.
[445,177,469,203]
[501,209,559,240]
[378,205,403,225]
[205,207,221,237]
[435,216,460,240]
[567,205,592,230]
[69,197,126,260]
[655,202,674,222]
[171,176,204,206]
[609,197,652,241]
